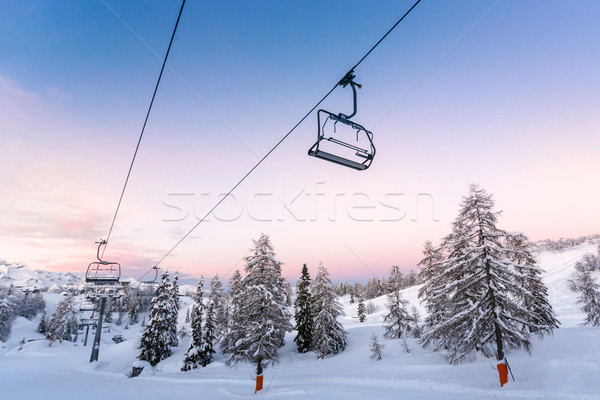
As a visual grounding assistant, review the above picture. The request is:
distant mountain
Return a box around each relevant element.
[0,259,83,291]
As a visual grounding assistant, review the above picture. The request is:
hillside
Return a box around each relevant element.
[0,259,83,291]
[1,241,600,399]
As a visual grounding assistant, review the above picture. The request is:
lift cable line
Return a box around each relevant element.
[101,0,186,259]
[151,0,422,268]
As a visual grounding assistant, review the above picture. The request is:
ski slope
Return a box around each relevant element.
[1,242,599,399]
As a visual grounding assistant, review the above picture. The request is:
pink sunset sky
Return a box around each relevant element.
[1,0,599,283]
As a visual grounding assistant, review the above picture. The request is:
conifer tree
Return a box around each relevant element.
[369,334,384,360]
[182,276,205,371]
[420,185,557,363]
[410,306,423,339]
[227,234,292,376]
[312,263,346,358]
[37,308,48,334]
[129,297,140,325]
[357,295,366,323]
[209,274,227,340]
[221,269,242,354]
[383,284,412,339]
[569,258,600,326]
[508,233,560,335]
[0,298,13,342]
[48,295,75,343]
[169,271,180,347]
[200,301,216,366]
[294,263,313,353]
[417,241,450,350]
[139,271,177,366]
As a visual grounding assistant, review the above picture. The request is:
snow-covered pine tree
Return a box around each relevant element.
[369,334,384,360]
[182,276,205,371]
[0,298,14,342]
[410,306,423,338]
[383,271,412,340]
[209,274,227,341]
[220,269,242,354]
[139,271,177,366]
[294,263,313,353]
[47,295,75,343]
[200,301,216,367]
[227,234,292,376]
[569,257,600,326]
[357,295,366,323]
[416,241,444,286]
[312,262,346,358]
[169,271,180,347]
[104,301,113,324]
[507,232,559,335]
[417,240,452,350]
[284,280,293,307]
[128,298,140,325]
[37,308,48,334]
[420,184,556,364]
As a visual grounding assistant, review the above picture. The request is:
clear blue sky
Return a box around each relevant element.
[1,0,599,282]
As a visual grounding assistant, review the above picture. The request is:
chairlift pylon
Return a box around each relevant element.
[308,71,375,170]
[85,240,121,283]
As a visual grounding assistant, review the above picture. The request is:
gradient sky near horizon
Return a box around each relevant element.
[1,0,599,283]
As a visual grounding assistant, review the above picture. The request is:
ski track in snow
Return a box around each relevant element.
[1,242,600,399]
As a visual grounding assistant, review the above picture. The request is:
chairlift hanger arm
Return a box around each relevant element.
[337,70,362,120]
[95,239,107,262]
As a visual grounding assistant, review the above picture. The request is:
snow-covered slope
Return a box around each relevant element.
[0,259,83,290]
[1,241,600,399]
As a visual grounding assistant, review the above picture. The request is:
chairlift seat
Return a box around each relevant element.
[86,261,121,283]
[308,109,375,170]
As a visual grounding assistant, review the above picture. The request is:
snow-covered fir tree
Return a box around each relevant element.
[357,295,366,323]
[369,334,384,360]
[199,301,216,366]
[19,291,45,320]
[312,263,346,358]
[37,308,48,334]
[227,234,292,376]
[569,256,600,326]
[128,298,140,325]
[209,274,227,341]
[410,306,423,338]
[419,184,558,363]
[507,232,559,336]
[182,276,205,371]
[169,271,180,347]
[0,298,13,342]
[220,269,243,354]
[417,241,451,350]
[383,269,412,340]
[294,263,313,353]
[47,295,75,343]
[139,271,177,366]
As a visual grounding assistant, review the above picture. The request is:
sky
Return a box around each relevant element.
[1,0,599,283]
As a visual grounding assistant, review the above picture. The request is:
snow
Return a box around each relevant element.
[1,242,600,399]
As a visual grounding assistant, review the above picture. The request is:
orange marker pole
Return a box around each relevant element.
[255,375,264,393]
[497,360,509,387]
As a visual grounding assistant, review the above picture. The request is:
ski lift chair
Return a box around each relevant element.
[308,71,375,170]
[85,240,121,284]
